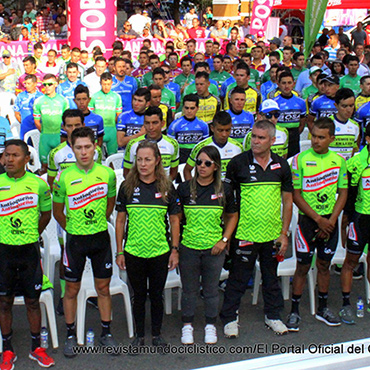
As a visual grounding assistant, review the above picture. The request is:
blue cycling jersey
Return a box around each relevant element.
[167,116,209,149]
[13,90,43,122]
[220,76,236,98]
[274,94,307,129]
[165,82,181,104]
[261,81,277,101]
[310,95,337,119]
[111,75,137,113]
[20,115,36,140]
[56,80,87,109]
[355,101,370,146]
[226,109,254,143]
[116,109,144,137]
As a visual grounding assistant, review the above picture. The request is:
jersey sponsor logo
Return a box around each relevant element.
[68,183,108,210]
[306,161,317,167]
[362,176,370,191]
[34,284,42,290]
[155,193,162,199]
[0,186,10,191]
[0,193,38,216]
[133,187,140,196]
[271,163,281,170]
[317,193,328,203]
[302,168,340,192]
[211,194,218,200]
[105,263,112,269]
[250,176,257,181]
[348,222,357,241]
[324,247,334,255]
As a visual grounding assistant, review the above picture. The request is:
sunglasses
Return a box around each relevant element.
[163,70,171,74]
[3,56,10,59]
[43,82,55,87]
[196,159,214,167]
[264,112,280,119]
[183,106,196,110]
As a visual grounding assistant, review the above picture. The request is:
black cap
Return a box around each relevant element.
[321,75,340,85]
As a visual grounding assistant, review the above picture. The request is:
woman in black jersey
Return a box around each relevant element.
[115,140,181,350]
[177,146,238,345]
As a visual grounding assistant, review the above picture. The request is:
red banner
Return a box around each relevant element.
[250,0,274,35]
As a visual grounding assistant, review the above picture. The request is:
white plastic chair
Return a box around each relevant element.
[108,170,125,226]
[164,269,182,315]
[105,153,124,170]
[24,129,40,149]
[27,145,41,173]
[76,223,134,345]
[300,127,309,141]
[252,208,316,315]
[10,121,20,139]
[174,112,182,120]
[299,140,311,152]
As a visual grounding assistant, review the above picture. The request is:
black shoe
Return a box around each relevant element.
[128,336,144,356]
[87,297,98,309]
[315,307,341,326]
[64,335,77,358]
[56,298,64,316]
[100,334,120,356]
[152,336,168,355]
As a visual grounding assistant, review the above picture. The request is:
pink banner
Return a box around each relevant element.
[250,0,274,35]
[68,0,117,53]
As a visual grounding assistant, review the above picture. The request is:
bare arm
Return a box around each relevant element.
[97,136,103,147]
[34,118,41,131]
[117,126,145,148]
[275,191,293,256]
[15,111,21,123]
[168,213,180,270]
[169,165,178,181]
[0,68,15,80]
[38,210,51,235]
[47,174,55,189]
[106,196,116,219]
[298,116,306,134]
[115,211,126,270]
[306,114,315,132]
[211,212,239,255]
[53,201,66,230]
[184,163,194,181]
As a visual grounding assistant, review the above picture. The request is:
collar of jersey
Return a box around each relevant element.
[333,114,349,124]
[145,134,162,143]
[183,116,196,122]
[309,147,331,158]
[212,136,228,148]
[74,162,97,174]
[229,107,244,116]
[5,171,28,181]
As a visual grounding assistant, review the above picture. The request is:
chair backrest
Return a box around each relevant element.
[114,169,124,193]
[300,140,311,152]
[27,145,41,173]
[174,112,182,120]
[24,129,40,149]
[105,153,124,170]
[300,127,309,141]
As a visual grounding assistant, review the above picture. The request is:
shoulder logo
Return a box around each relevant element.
[0,186,10,191]
[271,163,281,170]
[67,153,73,158]
[70,178,83,186]
[211,194,218,200]
[155,193,162,199]
[306,161,317,167]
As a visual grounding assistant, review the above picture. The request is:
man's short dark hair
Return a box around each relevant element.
[212,111,232,126]
[230,86,247,96]
[313,117,335,136]
[5,139,30,156]
[134,88,151,102]
[283,46,295,54]
[66,62,79,70]
[62,109,84,126]
[334,88,355,105]
[23,56,36,65]
[43,73,57,81]
[183,94,199,107]
[269,51,281,60]
[149,54,160,62]
[71,127,95,146]
[144,106,163,121]
[74,84,90,98]
[100,72,112,81]
[34,42,43,51]
[195,71,209,81]
[360,75,370,85]
[148,84,161,92]
[61,44,70,51]
[180,56,192,65]
[95,56,106,64]
[194,62,209,72]
[213,54,223,62]
[226,43,236,55]
[152,67,165,78]
[293,51,304,60]
[278,71,294,82]
[24,74,37,83]
[235,62,250,76]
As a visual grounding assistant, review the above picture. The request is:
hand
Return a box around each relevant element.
[168,249,179,270]
[211,240,227,255]
[275,234,288,256]
[116,254,126,270]
[316,216,335,235]
[8,68,15,75]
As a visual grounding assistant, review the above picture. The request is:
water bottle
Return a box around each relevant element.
[357,296,364,318]
[273,241,284,262]
[86,328,94,347]
[40,327,48,348]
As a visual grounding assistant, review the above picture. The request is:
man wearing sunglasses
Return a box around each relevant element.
[243,99,289,159]
[167,94,209,163]
[33,74,69,173]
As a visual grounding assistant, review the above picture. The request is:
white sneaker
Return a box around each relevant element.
[181,324,194,344]
[224,320,239,338]
[264,316,288,335]
[204,324,217,344]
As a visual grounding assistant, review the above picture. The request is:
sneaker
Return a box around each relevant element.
[63,335,77,358]
[286,312,301,332]
[204,324,217,344]
[56,298,64,316]
[29,347,55,368]
[128,336,144,356]
[0,350,17,370]
[224,320,239,338]
[265,316,288,335]
[100,334,119,356]
[152,336,168,355]
[315,307,341,326]
[339,305,356,325]
[87,297,98,309]
[181,325,194,345]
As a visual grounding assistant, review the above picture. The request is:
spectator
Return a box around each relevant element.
[153,20,169,43]
[239,16,250,40]
[325,34,340,60]
[210,20,227,43]
[0,3,10,19]
[23,2,37,22]
[118,21,139,39]
[169,23,188,43]
[1,16,11,37]
[128,7,147,35]
[351,22,367,46]
[16,56,44,95]
[188,18,206,39]
[142,26,152,39]
[338,26,350,46]
[53,22,66,39]
[184,7,198,29]
[18,26,29,41]
[354,44,365,63]
[142,9,151,25]
[279,18,288,41]
[37,6,52,33]
[84,56,107,96]
[318,28,330,47]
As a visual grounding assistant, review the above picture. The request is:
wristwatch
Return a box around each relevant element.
[172,246,180,251]
[222,237,228,243]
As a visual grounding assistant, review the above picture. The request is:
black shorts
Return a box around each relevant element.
[63,230,112,282]
[347,212,370,255]
[0,242,43,299]
[295,214,338,265]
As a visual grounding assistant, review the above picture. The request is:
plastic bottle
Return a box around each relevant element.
[40,327,48,348]
[357,296,364,318]
[86,328,95,347]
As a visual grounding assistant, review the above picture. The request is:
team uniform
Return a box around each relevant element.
[220,76,235,100]
[274,94,306,158]
[226,108,254,144]
[329,115,360,160]
[224,84,261,116]
[167,116,209,163]
[0,172,51,298]
[355,93,370,111]
[292,148,347,264]
[13,90,43,140]
[165,82,181,107]
[261,81,277,101]
[89,90,122,155]
[195,94,221,124]
[340,75,361,95]
[53,163,116,282]
[310,95,337,119]
[123,134,179,177]
[116,109,145,147]
[183,81,219,97]
[132,66,151,85]
[173,73,195,92]
[33,93,69,163]
[243,125,289,158]
[209,70,232,91]
[160,87,176,112]
[220,150,293,325]
[56,80,87,109]
[111,75,138,113]
[354,101,370,146]
[187,136,243,179]
[116,180,180,338]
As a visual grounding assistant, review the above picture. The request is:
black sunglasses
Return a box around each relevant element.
[3,56,10,59]
[43,82,55,87]
[196,159,214,167]
[264,112,280,119]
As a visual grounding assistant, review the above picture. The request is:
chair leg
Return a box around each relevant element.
[177,288,182,311]
[252,268,262,305]
[307,268,316,315]
[76,292,88,345]
[164,288,172,315]
[41,290,59,349]
[281,276,290,300]
[363,257,370,304]
[121,285,134,338]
